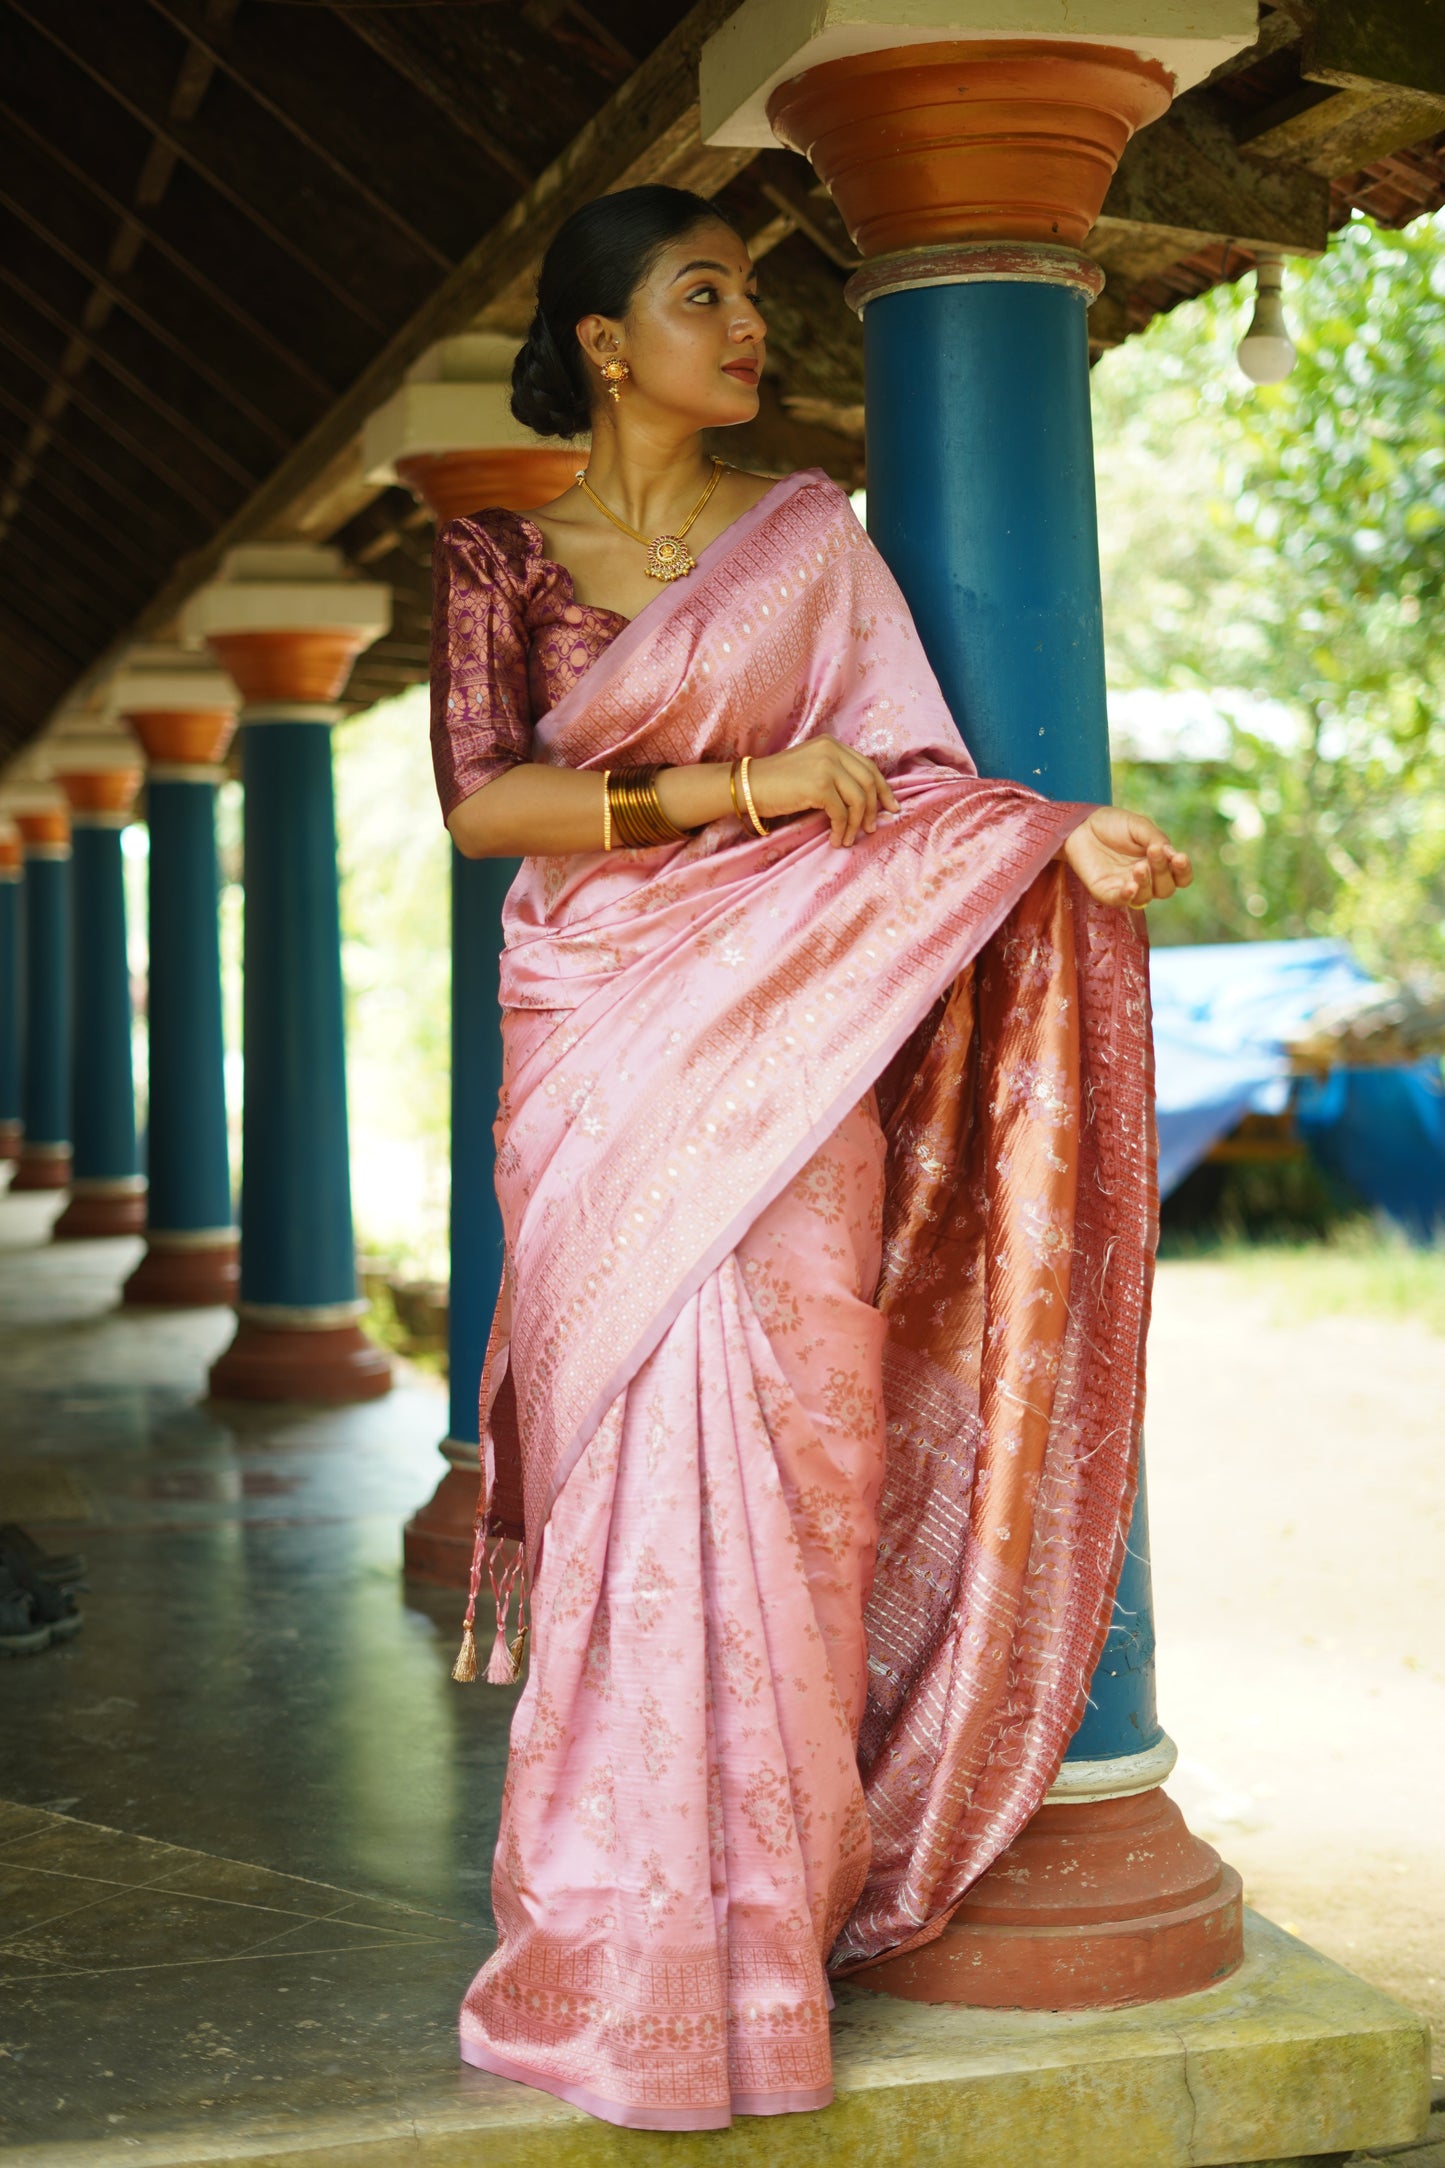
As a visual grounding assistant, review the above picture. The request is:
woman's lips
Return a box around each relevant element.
[722,360,760,384]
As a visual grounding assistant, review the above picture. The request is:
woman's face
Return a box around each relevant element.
[577,220,767,431]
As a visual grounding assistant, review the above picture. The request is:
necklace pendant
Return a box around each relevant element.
[646,533,696,582]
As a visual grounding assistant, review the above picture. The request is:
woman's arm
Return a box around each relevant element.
[446,738,900,858]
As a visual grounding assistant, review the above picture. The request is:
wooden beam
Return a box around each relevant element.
[0,262,260,489]
[0,99,339,403]
[143,0,466,269]
[1237,76,1445,175]
[134,0,754,637]
[1300,0,1445,100]
[1096,92,1332,256]
[7,0,399,330]
[0,314,236,521]
[0,373,203,550]
[751,150,860,271]
[333,11,536,193]
[1197,4,1302,90]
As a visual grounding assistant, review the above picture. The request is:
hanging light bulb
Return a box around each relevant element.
[1236,250,1297,384]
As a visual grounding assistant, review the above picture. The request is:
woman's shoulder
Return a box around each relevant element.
[434,505,547,596]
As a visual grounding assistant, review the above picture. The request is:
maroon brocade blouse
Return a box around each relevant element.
[429,509,630,821]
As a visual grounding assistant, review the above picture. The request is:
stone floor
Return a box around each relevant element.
[0,1186,1436,2167]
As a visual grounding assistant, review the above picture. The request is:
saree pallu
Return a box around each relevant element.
[457,470,1157,2129]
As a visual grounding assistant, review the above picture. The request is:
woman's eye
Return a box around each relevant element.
[688,284,719,303]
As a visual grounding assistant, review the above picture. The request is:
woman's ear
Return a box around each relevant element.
[575,314,625,375]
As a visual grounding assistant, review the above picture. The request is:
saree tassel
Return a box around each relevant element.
[451,1507,491,1686]
[485,1541,527,1685]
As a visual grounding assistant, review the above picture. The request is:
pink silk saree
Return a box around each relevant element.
[455,469,1157,2129]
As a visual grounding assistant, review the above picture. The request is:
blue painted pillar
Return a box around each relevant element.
[859,250,1162,1775]
[184,552,391,1402]
[52,765,146,1240]
[208,712,389,1401]
[0,830,19,1164]
[403,847,516,1576]
[122,722,239,1307]
[10,807,72,1194]
[447,847,511,1448]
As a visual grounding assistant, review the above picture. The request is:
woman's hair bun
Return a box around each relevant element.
[508,184,742,441]
[510,312,590,440]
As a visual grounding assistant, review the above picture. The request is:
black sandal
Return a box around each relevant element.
[0,1544,83,1640]
[0,1564,51,1656]
[0,1523,87,1589]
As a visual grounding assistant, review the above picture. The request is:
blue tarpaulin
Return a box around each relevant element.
[1148,938,1445,1235]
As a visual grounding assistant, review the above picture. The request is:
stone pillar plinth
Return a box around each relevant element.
[702,9,1247,2011]
[0,823,20,1164]
[48,739,146,1240]
[114,655,240,1306]
[9,795,72,1192]
[364,361,575,1582]
[183,546,393,1403]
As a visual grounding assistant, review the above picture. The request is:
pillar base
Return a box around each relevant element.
[124,1236,239,1308]
[0,1119,19,1163]
[403,1440,482,1586]
[208,1315,392,1404]
[11,1144,72,1191]
[854,1786,1244,2011]
[52,1180,148,1240]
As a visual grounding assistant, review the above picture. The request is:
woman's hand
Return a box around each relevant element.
[749,736,900,848]
[1058,806,1193,909]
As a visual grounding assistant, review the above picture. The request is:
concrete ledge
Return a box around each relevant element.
[4,1912,1428,2168]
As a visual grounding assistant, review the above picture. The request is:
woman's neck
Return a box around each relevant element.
[580,414,715,532]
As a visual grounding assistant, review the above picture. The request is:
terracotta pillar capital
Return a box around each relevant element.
[12,803,72,857]
[362,344,585,522]
[767,39,1171,257]
[0,823,20,880]
[52,742,144,826]
[111,654,239,770]
[181,544,391,710]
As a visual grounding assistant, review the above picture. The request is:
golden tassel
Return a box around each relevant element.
[508,1623,529,1681]
[451,1625,479,1683]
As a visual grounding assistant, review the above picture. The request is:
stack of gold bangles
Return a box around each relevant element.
[601,758,772,850]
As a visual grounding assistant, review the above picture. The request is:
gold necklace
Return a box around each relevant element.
[574,458,727,582]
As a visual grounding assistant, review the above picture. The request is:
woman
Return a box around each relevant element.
[431,185,1190,2132]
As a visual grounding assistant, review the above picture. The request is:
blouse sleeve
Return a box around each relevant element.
[429,513,535,822]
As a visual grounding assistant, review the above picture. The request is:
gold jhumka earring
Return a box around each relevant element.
[600,356,630,403]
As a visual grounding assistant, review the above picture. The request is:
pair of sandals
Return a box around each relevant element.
[0,1524,85,1655]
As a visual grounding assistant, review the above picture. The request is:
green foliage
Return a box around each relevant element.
[1094,212,1445,979]
[334,684,452,1275]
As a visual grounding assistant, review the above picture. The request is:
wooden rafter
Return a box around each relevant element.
[5,1,396,329]
[143,0,461,269]
[0,263,260,488]
[333,11,537,193]
[0,104,338,399]
[134,0,754,638]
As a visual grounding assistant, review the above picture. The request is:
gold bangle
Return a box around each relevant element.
[739,755,770,838]
[602,768,611,851]
[606,764,690,848]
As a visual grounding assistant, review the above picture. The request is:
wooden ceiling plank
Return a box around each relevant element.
[327,10,535,194]
[6,0,396,333]
[134,0,754,638]
[0,313,241,520]
[0,101,340,403]
[0,539,121,654]
[0,375,204,553]
[0,262,260,490]
[143,0,457,271]
[3,486,158,609]
[0,418,178,586]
